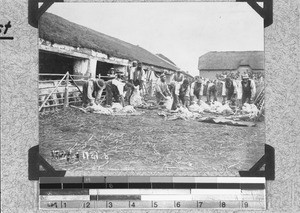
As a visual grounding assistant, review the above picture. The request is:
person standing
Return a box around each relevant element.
[139,66,147,96]
[125,62,137,102]
[241,74,256,104]
[82,78,106,107]
[235,77,243,108]
[127,61,137,83]
[225,77,237,105]
[172,71,184,103]
[107,67,116,78]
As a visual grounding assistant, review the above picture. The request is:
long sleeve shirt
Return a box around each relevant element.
[241,79,256,100]
[155,80,171,96]
[82,79,104,104]
[206,82,216,95]
[190,82,203,97]
[112,79,126,97]
[179,84,190,97]
[235,80,243,99]
[225,80,238,96]
[173,73,184,83]
[127,66,136,81]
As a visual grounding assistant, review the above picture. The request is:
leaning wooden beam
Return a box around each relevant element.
[42,103,64,108]
[39,73,67,111]
[70,105,87,113]
[69,75,83,94]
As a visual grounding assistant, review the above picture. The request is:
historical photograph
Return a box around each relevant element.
[38,2,265,176]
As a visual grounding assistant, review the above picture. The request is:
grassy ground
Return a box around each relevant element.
[39,106,265,177]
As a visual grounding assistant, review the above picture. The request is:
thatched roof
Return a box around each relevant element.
[198,51,264,70]
[39,13,178,71]
[156,53,177,66]
[180,71,194,79]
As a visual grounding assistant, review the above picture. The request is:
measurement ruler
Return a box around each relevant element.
[39,176,266,210]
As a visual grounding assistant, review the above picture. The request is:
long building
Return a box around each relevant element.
[198,51,264,80]
[39,13,179,79]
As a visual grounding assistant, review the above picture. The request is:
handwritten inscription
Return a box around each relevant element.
[0,21,13,40]
[51,149,102,161]
[47,202,58,208]
[0,21,11,34]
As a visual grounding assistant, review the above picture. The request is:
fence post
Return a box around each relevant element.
[39,73,68,112]
[64,72,69,108]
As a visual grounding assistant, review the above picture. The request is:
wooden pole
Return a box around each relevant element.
[39,73,67,112]
[64,72,69,108]
[69,75,83,94]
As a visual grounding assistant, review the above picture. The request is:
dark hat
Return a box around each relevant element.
[95,79,105,88]
[183,79,189,84]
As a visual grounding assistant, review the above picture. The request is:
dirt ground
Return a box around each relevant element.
[39,107,265,177]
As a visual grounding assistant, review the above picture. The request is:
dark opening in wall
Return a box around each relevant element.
[39,50,77,80]
[96,61,114,80]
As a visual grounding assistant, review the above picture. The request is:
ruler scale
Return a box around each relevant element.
[39,176,266,210]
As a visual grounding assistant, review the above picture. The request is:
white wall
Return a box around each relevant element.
[87,58,97,78]
[73,59,89,76]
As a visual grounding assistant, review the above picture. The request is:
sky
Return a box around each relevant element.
[46,2,264,76]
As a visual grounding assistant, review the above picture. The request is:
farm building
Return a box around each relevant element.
[156,53,194,83]
[39,12,179,80]
[156,53,177,66]
[198,51,264,80]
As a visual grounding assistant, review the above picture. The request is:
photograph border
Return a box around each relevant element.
[0,0,299,212]
[36,1,266,178]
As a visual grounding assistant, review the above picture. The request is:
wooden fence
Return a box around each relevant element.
[38,73,114,112]
[39,72,85,112]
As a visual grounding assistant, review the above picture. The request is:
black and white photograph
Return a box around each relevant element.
[38,2,265,176]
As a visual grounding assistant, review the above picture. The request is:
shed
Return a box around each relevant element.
[198,51,264,80]
[39,12,178,79]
